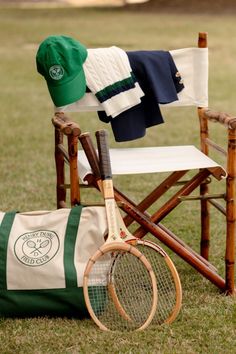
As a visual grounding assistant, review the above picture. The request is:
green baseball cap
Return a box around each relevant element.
[36,35,88,107]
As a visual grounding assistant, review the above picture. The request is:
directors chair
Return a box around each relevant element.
[52,33,236,295]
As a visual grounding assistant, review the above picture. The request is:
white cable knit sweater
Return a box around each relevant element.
[83,46,144,118]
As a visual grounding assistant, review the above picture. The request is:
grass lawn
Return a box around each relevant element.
[0,4,236,353]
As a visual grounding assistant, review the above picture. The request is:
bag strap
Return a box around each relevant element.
[64,205,83,288]
[0,211,17,289]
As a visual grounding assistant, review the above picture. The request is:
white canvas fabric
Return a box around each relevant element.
[169,48,208,107]
[78,145,226,183]
[0,207,107,290]
[0,213,4,226]
[54,47,208,113]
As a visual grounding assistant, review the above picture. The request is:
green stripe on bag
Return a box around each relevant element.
[64,206,83,288]
[0,211,17,289]
[0,288,88,318]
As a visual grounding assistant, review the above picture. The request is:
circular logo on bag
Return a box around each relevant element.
[14,230,60,267]
[49,65,64,80]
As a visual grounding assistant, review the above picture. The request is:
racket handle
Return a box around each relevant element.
[96,130,112,181]
[79,132,100,179]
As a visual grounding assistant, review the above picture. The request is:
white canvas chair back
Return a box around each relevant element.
[54,47,208,113]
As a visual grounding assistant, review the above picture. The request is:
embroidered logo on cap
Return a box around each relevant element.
[49,65,64,80]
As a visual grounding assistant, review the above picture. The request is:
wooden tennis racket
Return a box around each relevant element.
[83,130,158,331]
[80,131,182,325]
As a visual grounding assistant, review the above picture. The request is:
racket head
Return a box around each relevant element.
[83,242,158,331]
[127,239,182,325]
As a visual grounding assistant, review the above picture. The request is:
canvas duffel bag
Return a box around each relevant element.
[0,205,107,318]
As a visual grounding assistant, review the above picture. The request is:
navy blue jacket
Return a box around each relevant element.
[98,50,184,142]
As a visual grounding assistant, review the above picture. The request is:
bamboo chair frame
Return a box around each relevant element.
[52,33,236,295]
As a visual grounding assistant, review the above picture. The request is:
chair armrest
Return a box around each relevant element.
[199,108,236,129]
[52,112,81,136]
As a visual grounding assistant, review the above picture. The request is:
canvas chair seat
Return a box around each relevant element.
[78,145,226,183]
[52,32,236,295]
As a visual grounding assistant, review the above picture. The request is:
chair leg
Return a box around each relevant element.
[55,129,66,209]
[225,129,236,294]
[68,134,80,206]
[200,182,210,260]
[198,107,211,260]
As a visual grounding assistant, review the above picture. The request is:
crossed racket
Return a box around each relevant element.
[27,240,49,255]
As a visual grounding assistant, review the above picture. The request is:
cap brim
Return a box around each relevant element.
[48,69,86,107]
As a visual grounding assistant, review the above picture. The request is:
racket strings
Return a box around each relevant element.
[111,252,154,323]
[87,250,155,331]
[136,244,180,325]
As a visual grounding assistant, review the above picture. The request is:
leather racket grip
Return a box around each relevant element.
[79,132,100,178]
[95,130,112,180]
